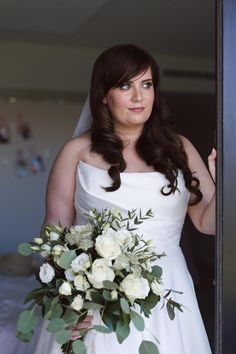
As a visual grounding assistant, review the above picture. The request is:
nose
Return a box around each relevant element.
[131,86,143,102]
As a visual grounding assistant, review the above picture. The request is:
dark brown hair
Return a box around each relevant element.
[89,44,202,204]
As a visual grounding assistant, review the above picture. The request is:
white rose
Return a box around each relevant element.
[85,289,93,301]
[142,260,152,272]
[52,245,64,256]
[115,230,134,249]
[120,274,150,303]
[102,222,111,233]
[86,259,115,289]
[30,245,40,251]
[40,243,51,258]
[111,290,118,300]
[71,253,90,273]
[113,254,130,271]
[65,268,75,281]
[59,281,72,295]
[151,280,165,296]
[34,237,43,245]
[95,229,121,260]
[49,231,60,241]
[39,263,55,283]
[71,294,84,312]
[74,274,90,291]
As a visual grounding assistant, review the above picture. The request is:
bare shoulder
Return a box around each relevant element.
[178,134,202,169]
[178,134,194,152]
[56,131,92,164]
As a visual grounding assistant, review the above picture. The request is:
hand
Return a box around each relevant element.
[69,315,93,341]
[208,148,217,183]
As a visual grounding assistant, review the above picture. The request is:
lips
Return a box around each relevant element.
[129,107,145,112]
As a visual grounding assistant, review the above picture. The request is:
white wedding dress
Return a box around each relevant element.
[34,160,212,354]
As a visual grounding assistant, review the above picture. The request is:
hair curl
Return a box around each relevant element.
[89,44,202,205]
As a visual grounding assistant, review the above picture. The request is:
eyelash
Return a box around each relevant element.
[120,82,153,90]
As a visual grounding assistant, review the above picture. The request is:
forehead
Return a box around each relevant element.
[129,67,152,82]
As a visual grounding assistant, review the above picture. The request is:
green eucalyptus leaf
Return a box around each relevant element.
[151,265,163,278]
[16,329,34,343]
[63,309,79,324]
[102,311,118,331]
[72,339,87,354]
[24,288,46,304]
[115,320,130,344]
[17,309,37,334]
[120,298,130,314]
[145,293,160,309]
[103,280,118,290]
[18,243,33,256]
[102,289,113,301]
[51,304,63,319]
[90,291,104,303]
[47,318,66,333]
[139,340,160,354]
[130,310,145,331]
[93,325,112,333]
[58,250,76,270]
[54,329,71,345]
[166,302,175,320]
[83,302,104,310]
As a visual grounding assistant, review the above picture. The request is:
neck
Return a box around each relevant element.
[115,126,143,147]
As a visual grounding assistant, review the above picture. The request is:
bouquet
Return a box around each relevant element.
[16,208,183,354]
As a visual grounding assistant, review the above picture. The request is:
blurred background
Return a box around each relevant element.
[0,0,215,351]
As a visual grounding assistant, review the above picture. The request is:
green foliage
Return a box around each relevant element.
[166,301,175,320]
[63,309,79,325]
[18,242,33,256]
[55,329,71,345]
[24,288,47,304]
[130,310,145,331]
[51,304,63,319]
[47,318,66,333]
[92,325,112,333]
[115,320,130,344]
[103,280,118,290]
[16,329,34,343]
[151,265,163,278]
[72,340,87,354]
[102,289,114,301]
[139,340,160,354]
[17,309,37,334]
[58,250,76,269]
[120,298,130,314]
[83,301,104,310]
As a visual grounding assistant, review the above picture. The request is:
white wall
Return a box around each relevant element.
[0,100,82,254]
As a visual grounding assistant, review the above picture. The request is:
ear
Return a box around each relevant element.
[102,96,107,104]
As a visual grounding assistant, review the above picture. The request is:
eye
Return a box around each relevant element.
[143,81,153,89]
[120,82,131,90]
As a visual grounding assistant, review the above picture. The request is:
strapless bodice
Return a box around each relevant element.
[74,161,190,250]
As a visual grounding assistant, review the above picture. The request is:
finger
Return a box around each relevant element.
[207,149,216,182]
[208,148,217,161]
[75,322,92,330]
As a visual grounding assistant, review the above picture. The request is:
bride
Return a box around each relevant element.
[35,44,216,354]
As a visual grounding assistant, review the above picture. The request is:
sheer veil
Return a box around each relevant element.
[73,95,93,138]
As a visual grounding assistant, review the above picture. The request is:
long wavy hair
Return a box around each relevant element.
[89,44,202,205]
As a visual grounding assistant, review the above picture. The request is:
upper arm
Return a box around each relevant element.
[44,138,83,227]
[181,136,215,233]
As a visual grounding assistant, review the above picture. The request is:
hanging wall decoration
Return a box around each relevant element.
[17,112,32,140]
[0,116,11,143]
[15,149,28,178]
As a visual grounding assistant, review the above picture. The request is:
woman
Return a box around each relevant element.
[36,44,216,354]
